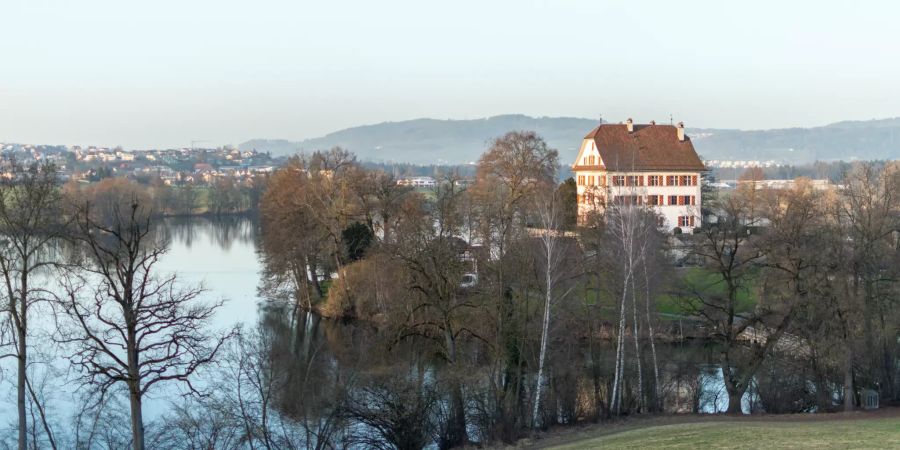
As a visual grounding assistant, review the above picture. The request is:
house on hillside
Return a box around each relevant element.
[572,119,706,232]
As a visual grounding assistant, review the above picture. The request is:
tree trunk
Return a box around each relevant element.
[532,279,552,427]
[17,308,26,450]
[727,390,743,414]
[445,382,468,449]
[631,276,643,413]
[128,384,145,450]
[17,270,28,450]
[308,256,324,299]
[127,317,145,450]
[722,365,744,414]
[643,260,661,411]
[843,348,855,412]
[611,271,630,415]
[442,329,467,449]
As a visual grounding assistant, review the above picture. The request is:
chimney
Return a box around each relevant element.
[676,121,685,141]
[626,118,634,133]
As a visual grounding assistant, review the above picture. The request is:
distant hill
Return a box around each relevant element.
[240,115,900,164]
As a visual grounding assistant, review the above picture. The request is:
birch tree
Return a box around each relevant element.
[531,187,577,427]
[606,202,657,414]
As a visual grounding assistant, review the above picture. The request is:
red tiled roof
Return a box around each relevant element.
[578,124,706,171]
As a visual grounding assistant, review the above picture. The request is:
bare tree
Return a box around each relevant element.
[530,187,577,427]
[0,162,63,450]
[59,198,231,450]
[606,203,656,414]
[387,177,481,448]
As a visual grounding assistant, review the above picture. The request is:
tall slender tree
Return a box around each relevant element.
[0,162,63,450]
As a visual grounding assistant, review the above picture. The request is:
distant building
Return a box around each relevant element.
[572,119,706,231]
[739,178,832,190]
[397,176,437,188]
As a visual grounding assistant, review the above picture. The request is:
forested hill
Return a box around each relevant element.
[240,115,900,164]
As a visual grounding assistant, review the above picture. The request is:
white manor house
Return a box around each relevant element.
[572,119,706,231]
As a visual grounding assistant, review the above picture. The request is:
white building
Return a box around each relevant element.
[572,119,706,232]
[397,176,437,188]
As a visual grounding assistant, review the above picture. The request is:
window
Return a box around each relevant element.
[692,175,698,186]
[600,175,607,186]
[648,175,660,186]
[612,175,625,186]
[614,195,642,206]
[626,175,638,186]
[588,155,596,165]
[678,216,697,227]
[666,175,678,186]
[679,175,690,186]
[647,195,662,206]
[588,175,595,186]
[668,195,678,205]
[577,175,585,186]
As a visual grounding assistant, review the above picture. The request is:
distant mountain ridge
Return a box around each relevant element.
[240,115,900,164]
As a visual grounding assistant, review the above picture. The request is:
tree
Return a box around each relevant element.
[681,182,765,414]
[530,188,577,427]
[342,222,374,262]
[59,197,231,450]
[556,178,578,231]
[259,158,329,309]
[470,131,558,439]
[605,202,659,415]
[302,148,361,308]
[0,162,63,450]
[824,164,900,408]
[387,177,479,448]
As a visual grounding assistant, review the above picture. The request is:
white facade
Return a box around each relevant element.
[575,170,702,231]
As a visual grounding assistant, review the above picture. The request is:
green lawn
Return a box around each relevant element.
[656,267,758,317]
[550,417,900,449]
[576,267,759,320]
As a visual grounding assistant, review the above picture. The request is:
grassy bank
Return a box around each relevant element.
[542,412,900,449]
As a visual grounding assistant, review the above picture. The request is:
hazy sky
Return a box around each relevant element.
[2,1,899,148]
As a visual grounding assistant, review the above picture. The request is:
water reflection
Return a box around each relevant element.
[255,304,758,450]
[160,215,258,251]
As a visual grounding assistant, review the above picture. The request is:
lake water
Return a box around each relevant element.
[0,216,265,428]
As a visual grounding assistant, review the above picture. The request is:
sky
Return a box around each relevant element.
[2,0,899,149]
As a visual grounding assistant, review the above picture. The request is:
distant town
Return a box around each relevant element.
[0,142,279,185]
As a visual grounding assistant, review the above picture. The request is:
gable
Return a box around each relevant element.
[573,138,605,168]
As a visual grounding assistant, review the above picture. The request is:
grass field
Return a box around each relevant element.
[655,267,758,317]
[577,266,759,319]
[547,415,900,449]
